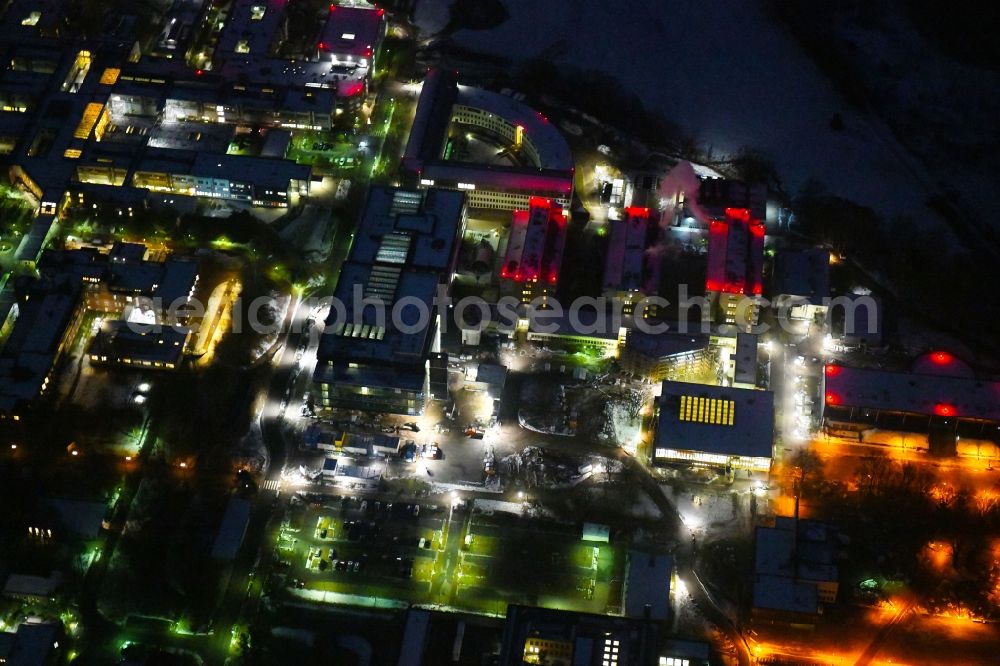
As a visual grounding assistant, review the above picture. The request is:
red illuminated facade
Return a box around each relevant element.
[500,198,567,302]
[705,207,765,296]
[705,207,765,325]
[318,4,384,60]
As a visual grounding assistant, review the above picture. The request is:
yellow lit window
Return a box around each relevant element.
[99,67,120,85]
[679,396,735,425]
[74,102,104,139]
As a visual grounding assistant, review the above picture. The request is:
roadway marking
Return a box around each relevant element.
[262,479,281,491]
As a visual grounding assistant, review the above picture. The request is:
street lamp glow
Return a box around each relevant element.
[138,382,151,393]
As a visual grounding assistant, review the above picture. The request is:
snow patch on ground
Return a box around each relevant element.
[473,498,524,515]
[670,486,738,531]
[416,0,934,225]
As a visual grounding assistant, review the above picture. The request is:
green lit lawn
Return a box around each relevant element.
[287,130,357,170]
[280,503,626,617]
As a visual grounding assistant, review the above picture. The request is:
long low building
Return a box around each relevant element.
[131,152,311,207]
[653,381,774,471]
[823,351,1000,443]
[498,605,659,666]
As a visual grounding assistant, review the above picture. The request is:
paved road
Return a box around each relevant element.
[619,454,752,666]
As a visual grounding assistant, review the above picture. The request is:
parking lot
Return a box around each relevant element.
[278,496,448,606]
[271,489,628,616]
[453,510,625,616]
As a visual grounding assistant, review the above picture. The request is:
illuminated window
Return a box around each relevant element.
[21,11,41,25]
[251,4,266,19]
[99,67,120,85]
[678,396,735,425]
[63,148,82,159]
[74,102,104,139]
[236,40,250,54]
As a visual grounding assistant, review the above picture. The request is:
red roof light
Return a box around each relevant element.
[825,392,838,405]
[724,207,751,222]
[825,364,840,376]
[930,351,953,364]
[624,206,651,218]
[934,403,955,417]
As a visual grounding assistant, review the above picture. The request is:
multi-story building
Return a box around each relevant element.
[499,197,567,304]
[0,243,200,419]
[0,0,379,266]
[652,380,774,472]
[0,280,84,420]
[659,160,768,231]
[87,320,190,370]
[602,206,664,317]
[313,187,467,416]
[705,207,765,327]
[620,330,709,383]
[498,605,659,666]
[752,516,841,623]
[402,69,574,211]
[213,0,384,109]
[130,153,310,207]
